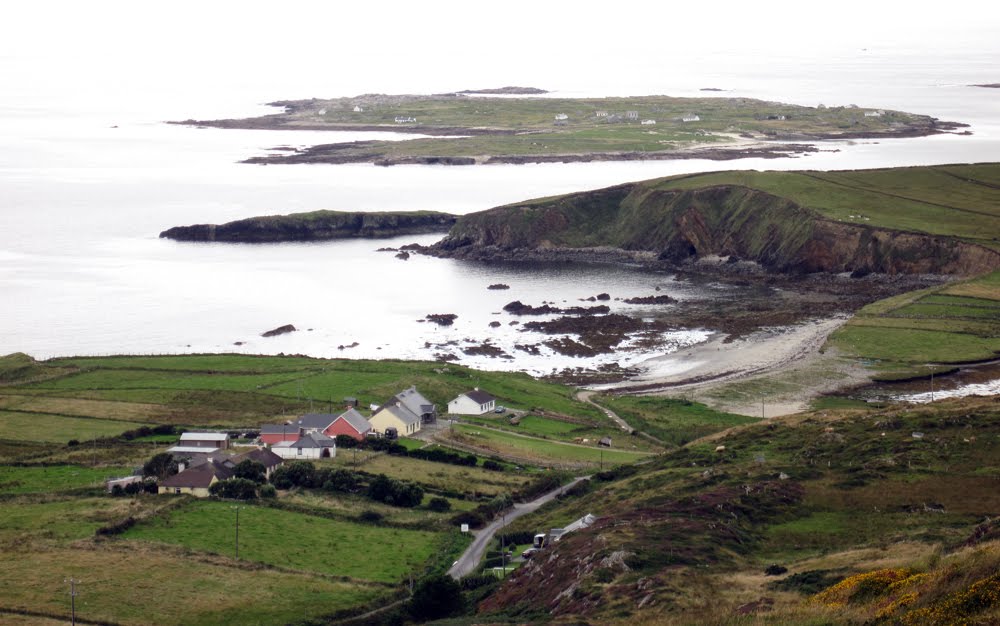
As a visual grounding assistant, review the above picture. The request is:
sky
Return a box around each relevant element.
[3,0,998,109]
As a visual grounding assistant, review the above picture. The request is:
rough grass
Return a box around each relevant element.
[123,499,444,583]
[597,395,758,446]
[448,423,652,465]
[321,452,531,496]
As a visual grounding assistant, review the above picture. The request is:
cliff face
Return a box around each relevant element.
[434,184,1000,277]
[160,210,457,243]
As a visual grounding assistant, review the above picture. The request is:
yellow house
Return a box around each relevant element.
[157,458,234,497]
[369,404,421,438]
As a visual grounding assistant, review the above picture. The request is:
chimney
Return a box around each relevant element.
[177,462,186,473]
[474,387,479,391]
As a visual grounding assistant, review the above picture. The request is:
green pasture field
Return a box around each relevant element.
[124,499,446,583]
[0,409,147,444]
[449,424,651,465]
[321,453,531,497]
[0,544,385,626]
[652,165,1000,248]
[596,396,758,446]
[20,355,604,426]
[828,270,1000,377]
[0,465,132,495]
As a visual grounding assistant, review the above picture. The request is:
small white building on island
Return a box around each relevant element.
[448,388,497,415]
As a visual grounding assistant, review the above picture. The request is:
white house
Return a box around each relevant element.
[554,113,569,121]
[448,389,497,415]
[369,404,421,437]
[353,105,364,112]
[595,111,608,118]
[625,111,639,120]
[864,110,884,118]
[681,114,701,122]
[640,119,656,125]
[271,432,336,459]
[394,116,416,123]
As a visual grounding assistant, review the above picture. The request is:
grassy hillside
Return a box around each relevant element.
[439,164,1000,277]
[475,396,1000,624]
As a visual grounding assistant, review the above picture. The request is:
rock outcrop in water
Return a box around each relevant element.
[160,210,457,243]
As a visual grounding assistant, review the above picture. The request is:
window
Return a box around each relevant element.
[297,448,302,456]
[175,488,181,494]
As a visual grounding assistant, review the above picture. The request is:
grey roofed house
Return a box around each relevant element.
[260,424,293,435]
[465,389,495,405]
[160,458,235,489]
[291,413,339,431]
[380,403,421,428]
[233,447,284,470]
[291,431,337,449]
[333,408,372,435]
[386,386,437,423]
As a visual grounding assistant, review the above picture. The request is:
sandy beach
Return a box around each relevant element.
[595,316,871,417]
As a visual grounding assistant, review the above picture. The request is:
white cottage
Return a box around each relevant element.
[448,389,497,415]
[271,432,336,459]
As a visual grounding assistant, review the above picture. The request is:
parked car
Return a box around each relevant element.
[494,406,506,414]
[521,547,539,559]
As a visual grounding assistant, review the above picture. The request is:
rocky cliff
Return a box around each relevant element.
[433,183,1000,277]
[160,210,457,243]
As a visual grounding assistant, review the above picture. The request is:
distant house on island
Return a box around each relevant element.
[554,113,569,121]
[594,111,608,118]
[641,119,656,125]
[681,114,701,122]
[864,110,885,117]
[448,388,496,415]
[625,111,639,120]
[394,116,416,123]
[353,105,364,112]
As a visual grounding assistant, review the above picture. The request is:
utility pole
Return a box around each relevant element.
[930,368,935,402]
[600,448,603,471]
[761,396,765,419]
[501,511,507,577]
[65,578,79,626]
[231,506,243,559]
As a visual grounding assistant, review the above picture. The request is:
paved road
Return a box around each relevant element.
[447,476,589,579]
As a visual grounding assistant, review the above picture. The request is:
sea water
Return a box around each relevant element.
[2,4,998,375]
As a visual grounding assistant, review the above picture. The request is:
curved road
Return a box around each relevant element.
[448,476,589,579]
[576,389,634,433]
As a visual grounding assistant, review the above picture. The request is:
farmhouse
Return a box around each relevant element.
[625,111,639,120]
[158,458,235,497]
[168,432,229,455]
[260,408,371,444]
[448,388,496,415]
[681,114,701,122]
[271,431,337,459]
[554,113,568,121]
[640,119,656,125]
[325,408,373,441]
[384,386,437,424]
[369,403,421,437]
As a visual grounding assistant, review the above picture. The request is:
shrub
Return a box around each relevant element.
[482,460,504,472]
[233,459,267,484]
[428,497,452,512]
[271,461,316,489]
[142,452,178,480]
[366,473,424,508]
[123,481,143,496]
[359,510,383,524]
[67,439,79,447]
[450,511,486,529]
[497,530,536,547]
[322,468,361,493]
[765,564,788,576]
[335,434,359,448]
[209,478,260,500]
[259,484,277,499]
[409,574,465,621]
[110,484,124,497]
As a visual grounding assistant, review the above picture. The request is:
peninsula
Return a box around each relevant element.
[173,92,963,166]
[159,210,457,243]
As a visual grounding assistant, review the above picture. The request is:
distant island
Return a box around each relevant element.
[455,86,548,95]
[160,210,457,243]
[173,92,964,166]
[972,83,1000,88]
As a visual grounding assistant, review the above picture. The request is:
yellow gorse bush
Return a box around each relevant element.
[812,568,913,608]
[899,572,1000,625]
